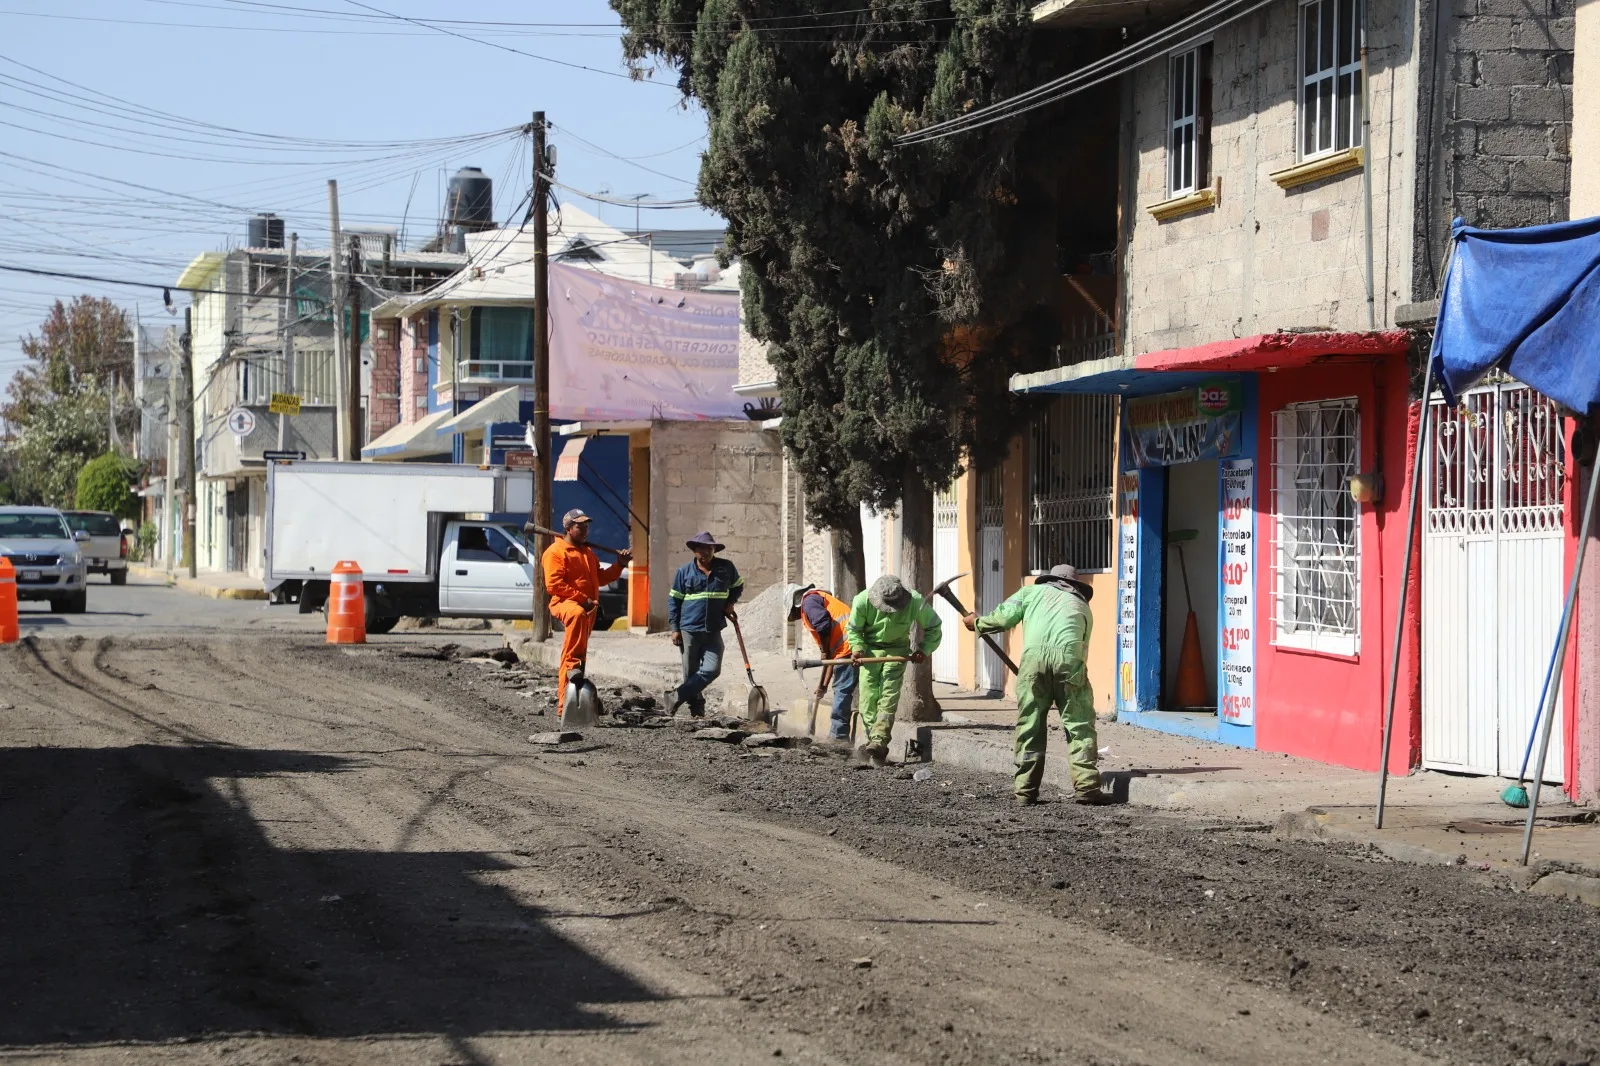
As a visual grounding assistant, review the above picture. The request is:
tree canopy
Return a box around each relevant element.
[610,0,1064,531]
[75,452,139,520]
[1,296,134,506]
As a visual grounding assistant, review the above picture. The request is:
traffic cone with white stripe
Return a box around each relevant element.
[326,560,366,645]
[0,558,18,644]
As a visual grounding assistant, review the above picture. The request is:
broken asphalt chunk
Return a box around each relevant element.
[528,731,583,745]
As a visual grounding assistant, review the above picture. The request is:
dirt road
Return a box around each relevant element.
[2,634,1595,1065]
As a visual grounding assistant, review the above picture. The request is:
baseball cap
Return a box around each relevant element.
[562,508,592,526]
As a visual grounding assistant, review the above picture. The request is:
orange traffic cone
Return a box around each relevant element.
[0,557,18,644]
[1174,611,1210,708]
[326,560,366,644]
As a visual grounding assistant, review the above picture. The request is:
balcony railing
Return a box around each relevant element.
[460,360,534,382]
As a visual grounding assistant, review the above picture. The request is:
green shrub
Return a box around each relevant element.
[74,453,137,520]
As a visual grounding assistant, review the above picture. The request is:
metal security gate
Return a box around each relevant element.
[978,467,1007,692]
[932,487,961,684]
[1422,382,1566,782]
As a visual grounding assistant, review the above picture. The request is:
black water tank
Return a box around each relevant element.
[248,213,284,249]
[446,167,494,230]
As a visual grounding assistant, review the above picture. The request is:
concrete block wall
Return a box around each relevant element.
[398,316,430,424]
[368,317,401,440]
[1414,0,1574,297]
[646,419,785,630]
[1121,0,1418,351]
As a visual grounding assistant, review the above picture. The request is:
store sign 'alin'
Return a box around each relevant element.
[1127,381,1242,467]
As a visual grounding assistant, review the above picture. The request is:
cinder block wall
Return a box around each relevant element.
[647,420,784,630]
[398,316,427,426]
[1414,0,1574,298]
[1121,0,1417,348]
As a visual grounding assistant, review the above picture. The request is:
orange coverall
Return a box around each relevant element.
[541,537,624,715]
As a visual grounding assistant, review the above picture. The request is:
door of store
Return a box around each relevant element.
[932,487,960,684]
[1162,460,1219,710]
[1422,382,1566,781]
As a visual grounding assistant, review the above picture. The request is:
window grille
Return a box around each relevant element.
[1272,398,1360,653]
[978,466,1004,529]
[1169,49,1199,195]
[1029,393,1117,573]
[934,486,959,529]
[1300,0,1363,159]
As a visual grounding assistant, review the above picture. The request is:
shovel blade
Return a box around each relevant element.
[563,680,602,729]
[746,685,771,725]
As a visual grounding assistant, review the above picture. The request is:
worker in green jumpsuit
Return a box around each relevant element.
[964,564,1110,806]
[846,575,943,768]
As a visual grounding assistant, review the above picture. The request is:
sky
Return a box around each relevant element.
[0,0,721,376]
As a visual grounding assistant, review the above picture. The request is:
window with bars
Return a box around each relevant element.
[1029,394,1118,573]
[1272,398,1360,654]
[1300,0,1364,159]
[1168,44,1213,197]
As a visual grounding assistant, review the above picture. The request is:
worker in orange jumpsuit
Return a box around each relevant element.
[541,508,630,718]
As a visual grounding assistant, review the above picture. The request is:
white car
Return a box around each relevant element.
[0,506,89,613]
[61,510,130,584]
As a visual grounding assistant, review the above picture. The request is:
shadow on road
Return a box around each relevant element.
[0,744,656,1046]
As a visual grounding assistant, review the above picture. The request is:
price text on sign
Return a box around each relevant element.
[268,393,302,416]
[1116,473,1140,711]
[1219,459,1256,726]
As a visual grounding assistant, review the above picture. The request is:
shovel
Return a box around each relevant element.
[562,661,601,729]
[728,614,771,725]
[804,663,833,738]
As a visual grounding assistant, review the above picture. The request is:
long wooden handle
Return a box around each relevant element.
[795,655,910,668]
[524,522,628,557]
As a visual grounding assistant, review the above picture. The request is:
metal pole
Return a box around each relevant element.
[1521,438,1600,865]
[327,180,346,461]
[1374,355,1434,828]
[279,233,296,451]
[179,307,197,579]
[346,235,363,460]
[1376,237,1456,828]
[1360,0,1376,330]
[532,111,553,643]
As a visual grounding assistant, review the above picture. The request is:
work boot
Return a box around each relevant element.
[665,688,687,716]
[1073,788,1113,806]
[865,742,889,768]
[1013,794,1038,808]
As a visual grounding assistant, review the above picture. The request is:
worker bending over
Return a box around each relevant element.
[542,508,629,719]
[964,563,1108,806]
[788,583,856,741]
[847,575,942,767]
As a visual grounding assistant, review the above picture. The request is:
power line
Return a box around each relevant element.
[0,262,324,302]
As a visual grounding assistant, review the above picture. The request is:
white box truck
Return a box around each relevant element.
[266,460,562,634]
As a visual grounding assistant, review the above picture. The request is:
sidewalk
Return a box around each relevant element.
[128,564,268,600]
[507,627,1600,902]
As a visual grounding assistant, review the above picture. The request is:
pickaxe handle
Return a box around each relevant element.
[932,581,1020,676]
[524,522,629,557]
[793,655,910,669]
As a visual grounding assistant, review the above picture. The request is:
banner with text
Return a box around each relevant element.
[1126,381,1242,468]
[548,262,743,421]
[1117,472,1140,714]
[1219,459,1256,726]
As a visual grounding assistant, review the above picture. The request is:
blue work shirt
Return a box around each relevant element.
[668,557,744,633]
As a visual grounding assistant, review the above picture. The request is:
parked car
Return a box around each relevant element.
[61,510,130,585]
[0,506,89,613]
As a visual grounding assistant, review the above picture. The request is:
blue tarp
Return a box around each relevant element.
[1433,215,1600,414]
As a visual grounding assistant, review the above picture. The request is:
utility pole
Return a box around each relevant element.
[327,179,347,461]
[165,328,179,570]
[179,307,197,579]
[531,111,553,642]
[346,234,363,460]
[279,232,296,451]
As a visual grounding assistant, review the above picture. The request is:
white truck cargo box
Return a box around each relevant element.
[266,461,532,582]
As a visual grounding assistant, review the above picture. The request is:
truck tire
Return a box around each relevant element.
[365,614,399,635]
[298,581,329,614]
[110,570,127,586]
[51,590,88,614]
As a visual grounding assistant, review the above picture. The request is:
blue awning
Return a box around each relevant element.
[1433,215,1600,413]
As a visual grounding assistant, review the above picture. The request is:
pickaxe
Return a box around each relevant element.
[792,655,910,670]
[523,522,630,557]
[930,572,1019,676]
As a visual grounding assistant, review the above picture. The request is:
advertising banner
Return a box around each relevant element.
[548,262,743,421]
[1126,381,1242,467]
[1219,459,1256,726]
[1116,472,1140,713]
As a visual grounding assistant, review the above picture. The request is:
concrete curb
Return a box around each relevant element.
[131,566,267,601]
[127,565,174,586]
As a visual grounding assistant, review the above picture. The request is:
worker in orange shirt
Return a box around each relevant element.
[541,508,630,718]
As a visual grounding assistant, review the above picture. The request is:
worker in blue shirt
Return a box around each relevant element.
[667,530,744,717]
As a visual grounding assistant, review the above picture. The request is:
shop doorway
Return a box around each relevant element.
[1163,460,1219,711]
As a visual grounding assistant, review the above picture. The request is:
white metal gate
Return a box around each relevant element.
[978,467,1007,692]
[932,487,961,685]
[1422,382,1566,782]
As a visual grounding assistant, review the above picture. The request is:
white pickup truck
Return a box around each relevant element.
[62,510,130,584]
[265,460,549,634]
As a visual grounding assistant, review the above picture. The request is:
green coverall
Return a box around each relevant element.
[845,589,943,747]
[974,581,1100,800]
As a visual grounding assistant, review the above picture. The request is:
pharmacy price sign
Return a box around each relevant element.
[1219,458,1255,726]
